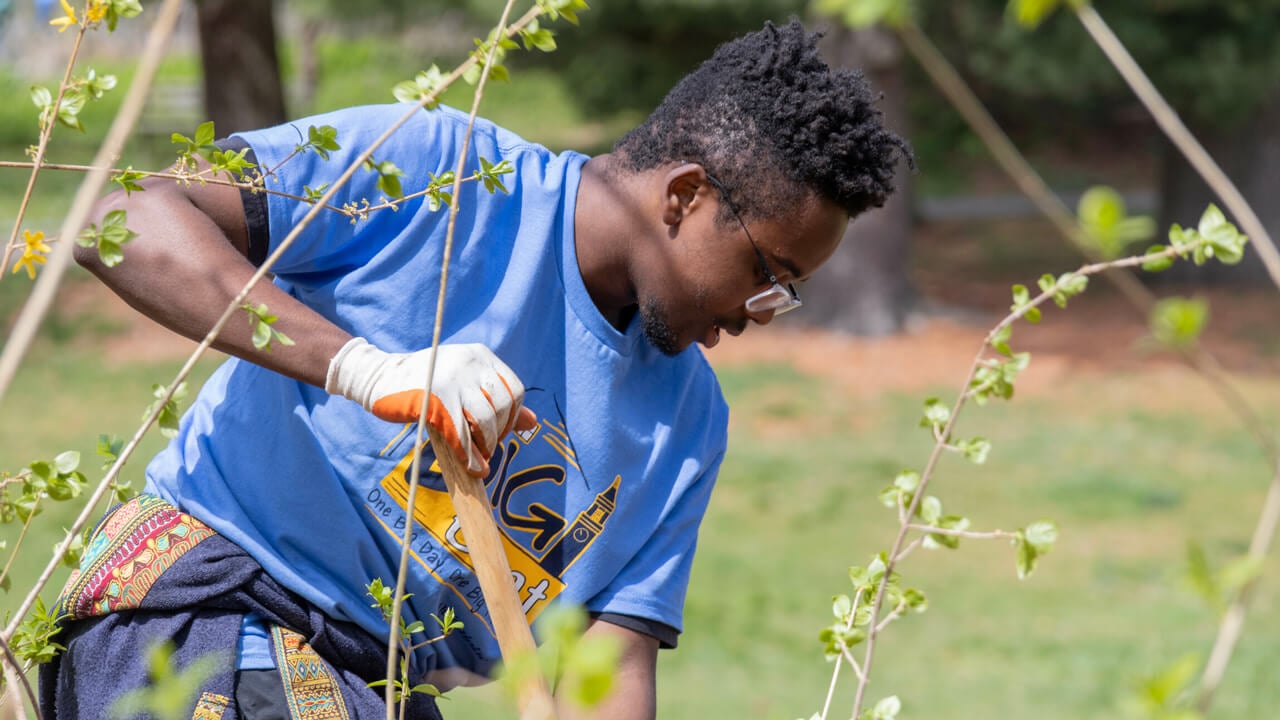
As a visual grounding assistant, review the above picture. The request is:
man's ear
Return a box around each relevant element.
[661,163,711,227]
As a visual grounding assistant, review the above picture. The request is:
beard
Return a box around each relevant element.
[639,297,683,357]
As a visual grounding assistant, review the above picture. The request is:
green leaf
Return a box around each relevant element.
[833,0,899,29]
[53,450,80,475]
[194,120,215,147]
[923,515,968,550]
[1185,541,1219,611]
[1009,0,1066,29]
[251,319,272,349]
[893,470,920,494]
[59,531,85,567]
[30,85,53,111]
[1024,520,1058,553]
[920,397,950,428]
[959,437,992,464]
[1196,203,1248,265]
[112,167,146,195]
[1077,185,1154,258]
[409,683,443,698]
[1218,554,1264,596]
[306,125,341,159]
[1150,297,1209,349]
[832,594,852,621]
[869,694,901,720]
[1136,653,1200,709]
[1142,245,1174,272]
[918,495,942,524]
[903,588,927,613]
[97,433,123,471]
[1014,531,1038,580]
[990,323,1013,356]
[876,486,897,509]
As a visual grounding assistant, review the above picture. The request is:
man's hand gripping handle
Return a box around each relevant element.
[326,337,537,476]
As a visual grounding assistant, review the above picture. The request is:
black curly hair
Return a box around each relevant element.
[613,19,911,225]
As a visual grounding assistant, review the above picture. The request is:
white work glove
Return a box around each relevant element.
[326,337,536,477]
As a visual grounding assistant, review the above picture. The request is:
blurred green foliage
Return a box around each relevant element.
[462,0,806,116]
[921,1,1280,127]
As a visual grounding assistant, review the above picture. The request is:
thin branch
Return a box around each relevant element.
[820,589,864,720]
[0,25,87,276]
[0,639,40,720]
[905,524,1015,541]
[838,646,866,684]
[1197,460,1280,710]
[386,3,535,719]
[0,499,43,589]
[873,603,906,635]
[894,537,924,565]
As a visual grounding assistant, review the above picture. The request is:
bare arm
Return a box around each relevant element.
[76,163,350,386]
[558,619,659,720]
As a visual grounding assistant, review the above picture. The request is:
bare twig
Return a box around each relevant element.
[1,633,42,720]
[385,4,556,719]
[820,589,864,720]
[0,499,43,590]
[0,25,87,276]
[1196,460,1280,710]
[905,524,1016,541]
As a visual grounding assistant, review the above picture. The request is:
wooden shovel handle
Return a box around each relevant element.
[427,427,557,720]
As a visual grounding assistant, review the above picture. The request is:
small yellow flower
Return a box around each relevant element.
[12,230,52,279]
[49,0,79,32]
[86,0,108,24]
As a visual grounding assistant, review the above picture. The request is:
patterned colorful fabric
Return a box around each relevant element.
[274,625,352,720]
[192,691,230,719]
[58,494,215,620]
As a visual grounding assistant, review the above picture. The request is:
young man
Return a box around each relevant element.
[42,19,908,720]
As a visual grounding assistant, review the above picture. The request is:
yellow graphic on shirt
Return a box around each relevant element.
[371,434,620,623]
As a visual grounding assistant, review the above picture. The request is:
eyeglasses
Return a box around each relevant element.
[704,174,802,316]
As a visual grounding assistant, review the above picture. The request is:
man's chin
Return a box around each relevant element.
[639,300,685,357]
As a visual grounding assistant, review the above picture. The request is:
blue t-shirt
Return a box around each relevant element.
[144,104,729,682]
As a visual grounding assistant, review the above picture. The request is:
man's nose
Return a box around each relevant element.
[745,306,776,326]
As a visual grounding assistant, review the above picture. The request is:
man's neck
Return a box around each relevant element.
[574,154,644,332]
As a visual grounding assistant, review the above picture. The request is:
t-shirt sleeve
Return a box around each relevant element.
[213,136,269,267]
[582,441,726,649]
[228,104,455,281]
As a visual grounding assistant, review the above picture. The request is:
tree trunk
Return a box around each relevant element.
[801,23,916,336]
[1157,87,1280,285]
[194,0,287,135]
[297,17,322,115]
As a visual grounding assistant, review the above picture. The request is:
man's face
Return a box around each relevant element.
[639,189,848,355]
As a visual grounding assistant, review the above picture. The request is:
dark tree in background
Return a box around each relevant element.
[801,22,916,336]
[194,0,287,134]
